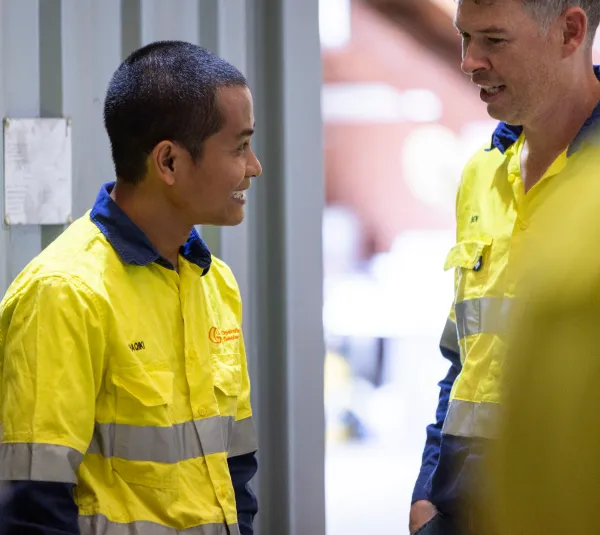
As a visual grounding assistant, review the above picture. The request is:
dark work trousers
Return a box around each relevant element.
[414,514,458,535]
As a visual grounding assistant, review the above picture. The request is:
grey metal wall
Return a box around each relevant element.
[0,1,326,534]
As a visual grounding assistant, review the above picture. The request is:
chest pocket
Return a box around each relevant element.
[109,361,179,490]
[445,237,493,303]
[211,353,241,425]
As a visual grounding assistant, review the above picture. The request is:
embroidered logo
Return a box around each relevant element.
[209,327,240,344]
[129,341,146,352]
[471,215,479,223]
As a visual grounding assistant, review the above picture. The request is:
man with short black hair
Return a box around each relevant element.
[409,1,600,533]
[0,40,261,535]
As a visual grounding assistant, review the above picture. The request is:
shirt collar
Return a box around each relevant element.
[90,182,212,274]
[488,65,600,154]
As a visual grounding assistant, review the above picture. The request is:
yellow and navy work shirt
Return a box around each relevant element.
[0,182,258,535]
[413,66,600,519]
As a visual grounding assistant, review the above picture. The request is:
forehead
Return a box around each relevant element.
[456,0,531,30]
[215,86,254,132]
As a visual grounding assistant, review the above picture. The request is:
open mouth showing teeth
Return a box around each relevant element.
[231,190,247,202]
[479,85,505,94]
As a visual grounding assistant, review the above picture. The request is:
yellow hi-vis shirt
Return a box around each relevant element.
[443,124,587,438]
[0,183,257,534]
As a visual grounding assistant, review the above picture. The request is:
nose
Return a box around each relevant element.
[247,148,263,178]
[461,42,490,75]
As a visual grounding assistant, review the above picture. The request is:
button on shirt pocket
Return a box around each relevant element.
[444,237,493,303]
[109,361,179,489]
[211,353,242,398]
[210,353,242,451]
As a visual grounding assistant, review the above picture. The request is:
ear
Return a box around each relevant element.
[561,7,588,57]
[151,141,177,186]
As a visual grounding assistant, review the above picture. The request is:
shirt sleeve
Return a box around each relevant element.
[227,319,258,534]
[412,312,461,504]
[228,334,258,458]
[228,452,258,535]
[0,276,105,531]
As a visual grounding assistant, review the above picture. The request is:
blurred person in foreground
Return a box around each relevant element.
[409,0,600,533]
[0,41,262,534]
[485,189,600,535]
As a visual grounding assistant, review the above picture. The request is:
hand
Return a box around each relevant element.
[409,500,438,534]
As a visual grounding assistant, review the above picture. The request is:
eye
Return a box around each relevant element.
[237,141,249,153]
[486,37,505,45]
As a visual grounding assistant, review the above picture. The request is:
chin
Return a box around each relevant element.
[196,207,245,227]
[487,106,521,126]
[219,210,246,227]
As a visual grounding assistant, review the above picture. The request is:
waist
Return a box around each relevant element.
[76,453,238,531]
[429,434,491,518]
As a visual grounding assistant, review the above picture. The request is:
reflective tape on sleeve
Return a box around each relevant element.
[0,442,83,483]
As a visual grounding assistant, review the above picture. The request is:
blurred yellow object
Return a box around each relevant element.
[486,171,600,535]
[324,350,353,444]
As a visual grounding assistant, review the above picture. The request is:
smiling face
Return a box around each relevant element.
[154,85,262,227]
[456,0,567,126]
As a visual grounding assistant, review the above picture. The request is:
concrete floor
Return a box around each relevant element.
[325,335,448,535]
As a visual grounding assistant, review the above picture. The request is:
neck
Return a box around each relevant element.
[111,180,191,269]
[523,67,600,155]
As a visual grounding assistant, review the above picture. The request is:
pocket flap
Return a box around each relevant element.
[112,363,174,407]
[211,353,242,396]
[444,237,493,271]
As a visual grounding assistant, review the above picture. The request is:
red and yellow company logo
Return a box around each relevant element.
[208,326,240,344]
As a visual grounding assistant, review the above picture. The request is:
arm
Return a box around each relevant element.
[412,313,462,504]
[228,335,258,535]
[0,277,105,534]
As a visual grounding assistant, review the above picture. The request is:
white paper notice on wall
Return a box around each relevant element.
[3,117,72,226]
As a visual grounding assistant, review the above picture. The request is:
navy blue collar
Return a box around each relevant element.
[90,182,212,274]
[489,65,600,154]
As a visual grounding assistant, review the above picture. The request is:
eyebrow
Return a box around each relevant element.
[454,23,507,35]
[237,122,256,139]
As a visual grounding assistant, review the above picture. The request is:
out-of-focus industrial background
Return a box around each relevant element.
[321,0,489,531]
[321,1,600,533]
[2,1,600,534]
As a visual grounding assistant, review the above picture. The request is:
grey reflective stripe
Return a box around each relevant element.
[228,416,258,457]
[79,514,239,535]
[88,416,233,463]
[439,318,459,354]
[442,399,501,439]
[455,297,512,340]
[88,417,231,462]
[0,442,83,483]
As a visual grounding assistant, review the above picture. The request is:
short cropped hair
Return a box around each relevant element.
[104,41,247,184]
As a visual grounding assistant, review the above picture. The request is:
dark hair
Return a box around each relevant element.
[104,40,247,184]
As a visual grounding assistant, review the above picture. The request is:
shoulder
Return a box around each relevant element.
[460,142,506,188]
[0,272,106,344]
[209,256,238,287]
[2,215,113,313]
[203,256,242,309]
